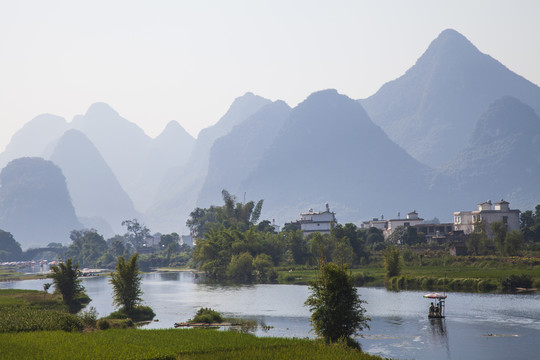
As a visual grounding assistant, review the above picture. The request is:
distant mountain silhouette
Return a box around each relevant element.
[361,28,540,167]
[129,121,195,211]
[0,157,82,249]
[241,89,432,224]
[71,102,152,199]
[149,92,272,232]
[0,114,69,169]
[434,96,540,211]
[197,100,291,208]
[50,130,138,236]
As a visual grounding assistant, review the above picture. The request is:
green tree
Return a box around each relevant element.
[159,233,180,249]
[504,230,523,256]
[365,228,384,249]
[109,237,126,257]
[253,253,273,282]
[491,221,508,255]
[66,229,107,267]
[286,229,309,265]
[122,219,150,249]
[467,220,488,255]
[187,190,265,237]
[49,258,88,312]
[383,246,402,278]
[227,252,254,282]
[0,229,23,261]
[305,262,370,345]
[309,232,334,266]
[110,253,143,313]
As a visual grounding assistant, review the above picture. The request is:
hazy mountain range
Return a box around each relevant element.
[1,28,539,248]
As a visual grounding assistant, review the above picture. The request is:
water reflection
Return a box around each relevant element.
[158,272,180,281]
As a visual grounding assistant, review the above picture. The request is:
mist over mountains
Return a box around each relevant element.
[1,28,539,248]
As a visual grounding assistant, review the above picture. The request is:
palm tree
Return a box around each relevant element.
[110,253,143,313]
[49,258,86,311]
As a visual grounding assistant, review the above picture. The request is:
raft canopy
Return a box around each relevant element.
[423,292,447,299]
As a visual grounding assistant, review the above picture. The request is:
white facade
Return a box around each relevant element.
[297,204,336,237]
[180,235,195,247]
[453,200,520,237]
[362,211,424,239]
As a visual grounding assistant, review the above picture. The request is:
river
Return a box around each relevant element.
[2,271,539,359]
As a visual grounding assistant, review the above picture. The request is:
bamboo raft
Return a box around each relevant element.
[174,322,235,328]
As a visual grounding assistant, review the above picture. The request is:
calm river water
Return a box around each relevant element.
[2,271,539,360]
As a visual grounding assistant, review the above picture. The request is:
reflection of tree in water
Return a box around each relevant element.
[159,272,180,281]
[428,318,450,358]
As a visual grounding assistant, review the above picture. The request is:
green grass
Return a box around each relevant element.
[0,329,384,360]
[0,289,63,308]
[277,256,540,292]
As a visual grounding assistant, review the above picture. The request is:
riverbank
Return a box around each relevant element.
[276,255,540,293]
[0,269,48,282]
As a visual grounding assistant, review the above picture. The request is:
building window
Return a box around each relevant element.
[503,216,508,224]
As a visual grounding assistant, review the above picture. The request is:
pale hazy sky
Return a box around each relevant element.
[1,0,539,152]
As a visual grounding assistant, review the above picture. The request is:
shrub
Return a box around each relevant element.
[190,308,223,324]
[97,318,110,330]
[447,279,463,291]
[477,280,498,292]
[78,307,98,328]
[107,305,155,322]
[501,274,533,291]
[461,279,476,291]
[352,273,365,286]
[421,277,436,290]
[397,276,405,289]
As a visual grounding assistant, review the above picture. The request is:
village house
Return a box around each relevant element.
[362,211,424,239]
[288,204,336,237]
[453,200,520,237]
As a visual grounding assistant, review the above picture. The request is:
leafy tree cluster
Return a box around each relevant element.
[305,262,370,347]
[0,229,23,261]
[386,225,426,246]
[490,221,523,256]
[187,190,263,237]
[308,224,384,268]
[49,258,90,313]
[383,246,402,279]
[49,253,154,322]
[56,219,190,270]
[191,191,377,282]
[520,204,540,243]
[110,253,143,314]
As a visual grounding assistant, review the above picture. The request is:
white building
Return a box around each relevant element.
[453,200,520,237]
[294,204,336,237]
[180,235,195,247]
[362,211,424,239]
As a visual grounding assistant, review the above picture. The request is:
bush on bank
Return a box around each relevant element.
[386,276,499,292]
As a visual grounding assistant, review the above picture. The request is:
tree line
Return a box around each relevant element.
[0,219,192,271]
[190,190,384,282]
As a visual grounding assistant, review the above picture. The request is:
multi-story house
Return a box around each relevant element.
[453,200,520,237]
[362,211,424,239]
[289,204,336,237]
